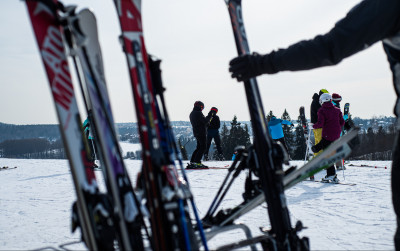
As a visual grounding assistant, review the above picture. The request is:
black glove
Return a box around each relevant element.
[290,123,294,128]
[207,111,213,117]
[229,52,274,82]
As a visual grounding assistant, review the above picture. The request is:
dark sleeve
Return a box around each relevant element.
[204,113,213,126]
[216,116,221,129]
[268,0,400,73]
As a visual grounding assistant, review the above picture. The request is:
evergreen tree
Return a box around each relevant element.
[220,116,252,160]
[281,109,295,157]
[292,116,307,160]
[220,122,230,160]
[266,110,275,122]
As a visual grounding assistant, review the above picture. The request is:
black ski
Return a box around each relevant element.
[299,106,314,162]
[225,0,308,249]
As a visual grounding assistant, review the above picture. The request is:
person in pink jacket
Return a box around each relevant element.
[311,93,345,182]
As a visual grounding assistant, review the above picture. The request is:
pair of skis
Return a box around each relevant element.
[26,1,145,250]
[299,106,314,163]
[113,0,207,250]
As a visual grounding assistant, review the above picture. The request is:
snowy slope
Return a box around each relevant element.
[0,155,395,250]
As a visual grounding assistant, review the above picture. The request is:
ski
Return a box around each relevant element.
[299,106,314,163]
[0,167,18,171]
[61,6,145,250]
[347,164,388,169]
[113,1,202,250]
[305,180,356,186]
[25,1,105,250]
[202,129,358,229]
[186,167,230,170]
[225,0,308,249]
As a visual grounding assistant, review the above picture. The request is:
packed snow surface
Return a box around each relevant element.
[0,152,395,250]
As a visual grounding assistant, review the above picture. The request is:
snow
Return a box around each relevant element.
[0,148,396,250]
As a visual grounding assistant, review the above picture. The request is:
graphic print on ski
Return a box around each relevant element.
[113,1,198,250]
[25,1,102,249]
[62,7,144,251]
[225,0,308,249]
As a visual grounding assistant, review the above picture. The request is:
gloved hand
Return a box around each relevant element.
[229,52,274,82]
[290,123,294,128]
[208,111,215,117]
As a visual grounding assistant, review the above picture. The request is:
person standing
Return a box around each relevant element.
[268,116,293,154]
[188,101,214,169]
[82,116,98,168]
[331,93,346,170]
[204,107,224,161]
[310,89,329,156]
[311,94,345,182]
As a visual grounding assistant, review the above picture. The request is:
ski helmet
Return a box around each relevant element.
[194,101,204,110]
[332,93,342,102]
[319,93,332,105]
[211,107,218,113]
[319,89,329,95]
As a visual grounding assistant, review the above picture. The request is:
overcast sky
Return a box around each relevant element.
[0,0,395,125]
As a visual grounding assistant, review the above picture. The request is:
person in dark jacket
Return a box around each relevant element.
[268,116,293,153]
[310,89,329,156]
[331,93,346,170]
[311,93,345,182]
[188,101,214,169]
[228,1,400,245]
[204,107,224,161]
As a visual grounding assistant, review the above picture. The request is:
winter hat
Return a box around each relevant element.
[194,101,204,110]
[319,93,332,105]
[319,89,329,95]
[332,93,342,102]
[211,107,218,113]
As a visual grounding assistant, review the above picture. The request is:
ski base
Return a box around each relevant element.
[305,180,356,186]
[0,167,17,171]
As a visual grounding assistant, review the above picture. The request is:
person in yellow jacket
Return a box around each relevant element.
[310,89,329,156]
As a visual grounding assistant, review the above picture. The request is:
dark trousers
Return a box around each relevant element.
[205,129,223,156]
[273,137,289,152]
[191,135,206,163]
[313,137,335,176]
[392,132,400,250]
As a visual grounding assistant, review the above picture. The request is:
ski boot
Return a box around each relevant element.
[186,162,209,169]
[321,174,339,183]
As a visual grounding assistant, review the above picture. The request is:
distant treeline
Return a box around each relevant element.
[0,138,66,159]
[0,115,397,160]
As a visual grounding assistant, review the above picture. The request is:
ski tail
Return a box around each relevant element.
[25,1,102,249]
[148,56,209,250]
[60,7,145,250]
[113,1,201,250]
[225,0,308,249]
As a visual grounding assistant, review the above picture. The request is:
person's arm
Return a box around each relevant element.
[313,111,325,129]
[229,0,400,81]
